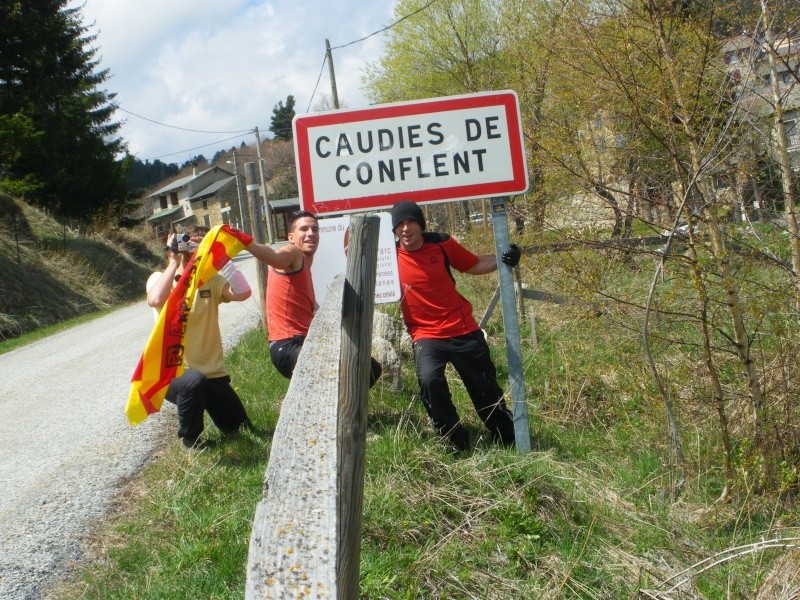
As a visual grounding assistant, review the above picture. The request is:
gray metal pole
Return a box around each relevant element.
[491,197,531,452]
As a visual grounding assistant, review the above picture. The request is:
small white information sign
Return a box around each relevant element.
[312,212,400,305]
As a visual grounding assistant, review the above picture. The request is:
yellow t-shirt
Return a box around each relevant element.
[184,275,227,379]
[146,272,228,379]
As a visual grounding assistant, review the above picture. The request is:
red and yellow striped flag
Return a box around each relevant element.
[126,225,254,425]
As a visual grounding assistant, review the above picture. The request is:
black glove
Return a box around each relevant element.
[501,244,521,267]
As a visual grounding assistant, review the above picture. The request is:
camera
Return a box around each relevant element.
[176,233,192,253]
[171,232,199,254]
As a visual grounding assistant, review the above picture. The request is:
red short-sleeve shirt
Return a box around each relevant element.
[396,233,480,341]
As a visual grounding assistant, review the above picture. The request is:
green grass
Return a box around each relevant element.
[50,319,799,599]
[51,329,286,599]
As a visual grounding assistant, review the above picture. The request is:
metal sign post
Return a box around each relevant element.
[290,90,532,451]
[491,197,531,452]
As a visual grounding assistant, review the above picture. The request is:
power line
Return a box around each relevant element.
[132,1,440,162]
[144,132,254,161]
[305,56,330,113]
[117,107,254,135]
[330,0,440,50]
[306,0,439,111]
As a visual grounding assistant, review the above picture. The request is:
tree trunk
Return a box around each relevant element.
[594,184,623,238]
[684,209,735,485]
[761,0,800,318]
[648,0,770,482]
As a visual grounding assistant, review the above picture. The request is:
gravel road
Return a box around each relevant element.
[0,255,262,600]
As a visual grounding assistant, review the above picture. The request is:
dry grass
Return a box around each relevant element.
[0,197,162,344]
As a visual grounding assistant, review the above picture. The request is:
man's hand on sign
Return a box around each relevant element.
[501,244,521,268]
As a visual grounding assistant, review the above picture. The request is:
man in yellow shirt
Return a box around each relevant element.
[146,226,252,450]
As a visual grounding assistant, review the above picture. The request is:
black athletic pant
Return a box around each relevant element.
[165,368,249,443]
[412,330,515,450]
[270,335,383,386]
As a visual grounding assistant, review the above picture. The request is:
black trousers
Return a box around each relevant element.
[269,335,306,379]
[270,335,383,386]
[412,330,514,449]
[165,368,249,443]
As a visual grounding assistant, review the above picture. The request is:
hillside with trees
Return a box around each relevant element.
[0,1,128,219]
[0,193,162,343]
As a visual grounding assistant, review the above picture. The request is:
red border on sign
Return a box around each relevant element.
[292,91,528,215]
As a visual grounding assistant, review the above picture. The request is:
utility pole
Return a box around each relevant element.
[245,162,268,330]
[254,126,276,243]
[230,151,248,234]
[325,39,340,110]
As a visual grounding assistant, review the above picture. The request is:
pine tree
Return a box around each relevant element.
[269,95,296,141]
[0,0,127,219]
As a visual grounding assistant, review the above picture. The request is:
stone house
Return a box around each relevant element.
[723,32,800,170]
[146,166,245,239]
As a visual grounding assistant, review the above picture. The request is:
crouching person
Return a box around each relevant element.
[390,201,521,452]
[146,226,253,450]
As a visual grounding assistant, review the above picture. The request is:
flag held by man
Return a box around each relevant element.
[126,225,253,425]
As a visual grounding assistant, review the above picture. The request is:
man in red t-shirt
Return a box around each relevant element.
[247,211,381,384]
[245,211,320,378]
[391,200,521,452]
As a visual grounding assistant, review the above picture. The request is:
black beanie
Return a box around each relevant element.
[391,200,426,231]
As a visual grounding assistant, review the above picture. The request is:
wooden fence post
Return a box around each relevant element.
[245,278,344,599]
[337,214,379,599]
[245,213,380,599]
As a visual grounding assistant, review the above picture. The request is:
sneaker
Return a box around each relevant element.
[447,424,471,453]
[181,437,207,452]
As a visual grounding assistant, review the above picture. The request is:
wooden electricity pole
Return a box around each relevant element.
[254,127,275,243]
[244,162,268,330]
[325,39,340,110]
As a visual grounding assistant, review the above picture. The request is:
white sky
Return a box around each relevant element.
[71,0,397,165]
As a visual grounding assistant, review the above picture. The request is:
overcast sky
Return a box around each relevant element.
[71,0,397,166]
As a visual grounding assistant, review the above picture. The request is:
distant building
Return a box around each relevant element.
[267,197,302,240]
[723,31,800,171]
[145,164,303,242]
[146,166,244,238]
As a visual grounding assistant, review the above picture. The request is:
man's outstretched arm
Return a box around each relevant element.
[245,241,302,272]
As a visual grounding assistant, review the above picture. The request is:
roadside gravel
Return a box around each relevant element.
[0,255,262,600]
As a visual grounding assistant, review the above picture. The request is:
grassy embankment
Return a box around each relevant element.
[40,211,800,598]
[0,194,163,353]
[3,196,796,597]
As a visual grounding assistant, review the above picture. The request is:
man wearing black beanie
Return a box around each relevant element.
[390,200,521,452]
[390,199,427,232]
